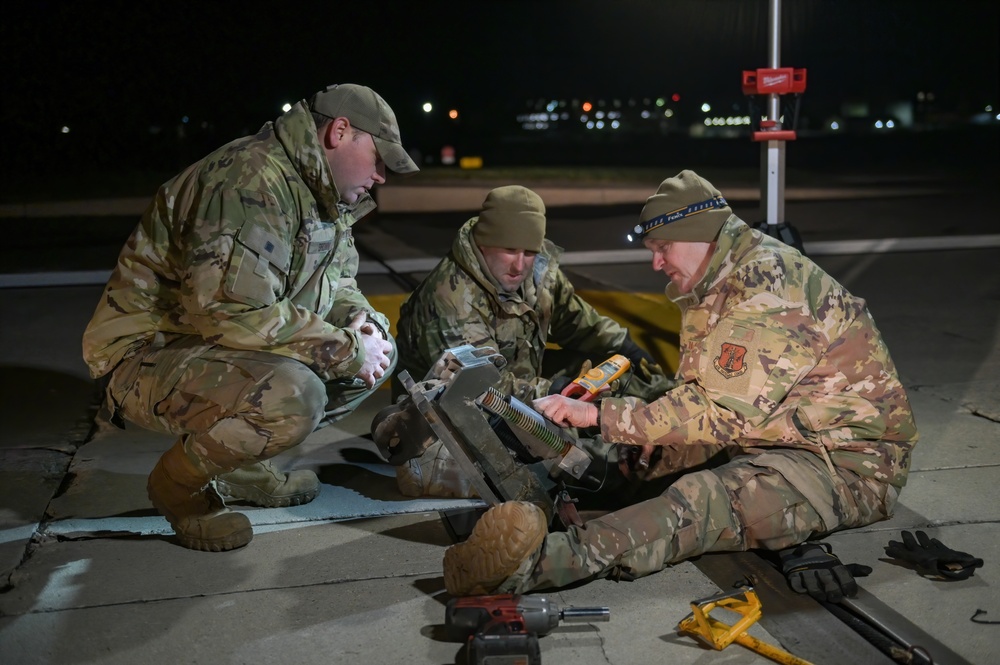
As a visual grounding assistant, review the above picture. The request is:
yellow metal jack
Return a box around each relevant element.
[677,585,815,665]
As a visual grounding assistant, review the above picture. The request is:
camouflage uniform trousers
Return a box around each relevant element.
[510,445,899,593]
[106,335,396,476]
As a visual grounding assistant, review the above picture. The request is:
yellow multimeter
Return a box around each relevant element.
[560,354,631,402]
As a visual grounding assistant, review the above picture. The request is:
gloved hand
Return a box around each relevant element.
[427,345,504,382]
[371,397,438,465]
[619,335,655,368]
[617,443,656,479]
[548,359,593,396]
[779,542,872,603]
[548,375,572,395]
[884,530,984,580]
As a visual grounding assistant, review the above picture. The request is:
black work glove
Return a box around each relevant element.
[884,530,984,580]
[779,542,872,603]
[619,335,656,369]
[548,375,573,396]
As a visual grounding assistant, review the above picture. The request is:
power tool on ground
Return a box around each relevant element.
[445,594,610,665]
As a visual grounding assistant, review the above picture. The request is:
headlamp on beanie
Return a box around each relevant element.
[629,170,733,244]
[627,195,729,243]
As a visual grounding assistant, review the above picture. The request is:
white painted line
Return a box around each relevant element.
[0,523,39,545]
[3,235,998,288]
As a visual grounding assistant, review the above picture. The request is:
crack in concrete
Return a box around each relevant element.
[968,407,1000,424]
[1,569,441,617]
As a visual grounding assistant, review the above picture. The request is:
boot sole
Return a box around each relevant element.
[215,481,320,508]
[176,524,254,552]
[443,501,547,596]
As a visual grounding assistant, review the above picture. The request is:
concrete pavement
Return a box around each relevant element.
[1,175,999,664]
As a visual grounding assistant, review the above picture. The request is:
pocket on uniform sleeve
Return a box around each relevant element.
[223,192,292,307]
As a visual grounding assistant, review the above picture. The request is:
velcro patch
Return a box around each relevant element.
[703,322,759,396]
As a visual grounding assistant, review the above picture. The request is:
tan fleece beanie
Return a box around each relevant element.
[472,186,546,252]
[634,170,732,242]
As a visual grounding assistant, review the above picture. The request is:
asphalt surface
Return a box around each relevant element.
[1,168,998,664]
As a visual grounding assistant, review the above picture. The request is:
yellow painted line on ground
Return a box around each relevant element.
[367,290,682,373]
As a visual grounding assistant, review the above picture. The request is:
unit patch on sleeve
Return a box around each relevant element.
[703,322,759,396]
[714,342,748,378]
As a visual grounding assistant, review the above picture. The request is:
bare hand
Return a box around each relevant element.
[532,394,598,429]
[349,311,392,388]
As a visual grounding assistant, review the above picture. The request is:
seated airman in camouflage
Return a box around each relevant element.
[82,84,418,552]
[375,185,673,498]
[442,170,919,596]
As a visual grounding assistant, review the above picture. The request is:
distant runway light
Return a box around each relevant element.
[422,102,433,113]
[701,103,711,113]
[449,109,459,119]
[60,126,70,134]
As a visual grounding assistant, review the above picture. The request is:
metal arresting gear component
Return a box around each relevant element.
[678,584,815,665]
[477,387,592,480]
[399,345,554,519]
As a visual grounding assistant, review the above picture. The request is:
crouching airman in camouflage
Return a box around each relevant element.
[374,185,675,498]
[82,84,418,552]
[443,170,918,596]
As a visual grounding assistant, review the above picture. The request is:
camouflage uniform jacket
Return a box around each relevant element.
[82,101,389,383]
[600,216,918,487]
[396,217,628,399]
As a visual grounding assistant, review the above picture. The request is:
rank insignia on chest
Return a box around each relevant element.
[308,240,333,253]
[714,342,748,378]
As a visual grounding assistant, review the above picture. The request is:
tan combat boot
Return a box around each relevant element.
[395,440,480,498]
[443,501,547,596]
[216,460,320,507]
[147,443,253,552]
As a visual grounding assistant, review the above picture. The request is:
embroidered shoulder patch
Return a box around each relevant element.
[703,321,758,394]
[714,342,748,378]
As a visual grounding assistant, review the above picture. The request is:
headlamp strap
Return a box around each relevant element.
[633,195,728,236]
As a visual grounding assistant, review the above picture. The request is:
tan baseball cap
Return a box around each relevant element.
[309,83,419,174]
[631,170,731,242]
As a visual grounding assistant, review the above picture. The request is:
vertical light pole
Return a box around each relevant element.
[762,0,784,232]
[742,0,806,252]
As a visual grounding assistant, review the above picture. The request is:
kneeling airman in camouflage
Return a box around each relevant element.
[82,84,418,552]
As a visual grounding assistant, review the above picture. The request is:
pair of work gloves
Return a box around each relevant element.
[780,531,984,604]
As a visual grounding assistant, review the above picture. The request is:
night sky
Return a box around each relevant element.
[3,0,998,174]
